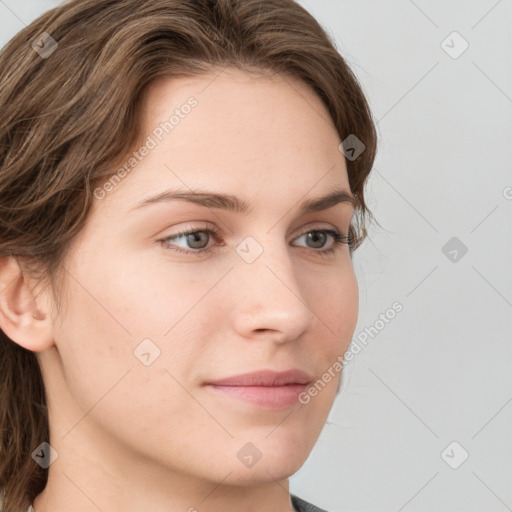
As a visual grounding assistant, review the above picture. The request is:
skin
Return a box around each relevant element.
[0,67,359,512]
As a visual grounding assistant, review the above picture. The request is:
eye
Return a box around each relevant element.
[158,225,352,256]
[292,228,351,256]
[159,224,221,255]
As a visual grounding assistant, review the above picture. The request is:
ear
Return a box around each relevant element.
[0,255,55,352]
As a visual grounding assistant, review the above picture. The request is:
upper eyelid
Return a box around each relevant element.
[164,223,347,242]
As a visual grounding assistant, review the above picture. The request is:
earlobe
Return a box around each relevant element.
[0,255,54,352]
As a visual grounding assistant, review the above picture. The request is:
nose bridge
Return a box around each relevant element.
[230,232,316,340]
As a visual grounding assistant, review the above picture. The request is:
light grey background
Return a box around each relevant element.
[1,1,511,511]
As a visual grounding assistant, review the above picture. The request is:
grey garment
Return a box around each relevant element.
[291,494,329,512]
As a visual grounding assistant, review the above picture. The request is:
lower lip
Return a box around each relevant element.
[205,384,309,409]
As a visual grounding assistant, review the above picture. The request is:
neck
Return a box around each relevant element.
[31,430,296,512]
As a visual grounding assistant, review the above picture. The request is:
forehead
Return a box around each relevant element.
[94,67,350,216]
[141,67,339,154]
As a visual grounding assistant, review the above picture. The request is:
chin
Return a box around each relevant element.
[224,457,305,485]
[220,435,310,484]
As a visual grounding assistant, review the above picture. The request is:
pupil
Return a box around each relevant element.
[189,232,207,248]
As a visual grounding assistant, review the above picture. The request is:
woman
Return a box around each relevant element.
[0,0,377,511]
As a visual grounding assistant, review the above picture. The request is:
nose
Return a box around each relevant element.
[229,237,317,343]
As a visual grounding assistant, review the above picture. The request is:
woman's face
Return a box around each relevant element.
[40,67,359,488]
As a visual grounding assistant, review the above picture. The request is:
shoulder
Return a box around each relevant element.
[291,494,331,512]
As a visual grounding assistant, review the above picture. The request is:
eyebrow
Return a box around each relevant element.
[130,187,357,216]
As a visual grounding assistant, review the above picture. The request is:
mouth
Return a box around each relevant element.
[203,369,312,409]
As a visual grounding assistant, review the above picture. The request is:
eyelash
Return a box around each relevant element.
[158,224,352,257]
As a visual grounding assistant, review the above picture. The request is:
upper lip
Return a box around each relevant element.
[205,369,312,387]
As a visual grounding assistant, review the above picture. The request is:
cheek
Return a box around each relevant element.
[52,282,135,407]
[51,276,201,454]
[106,255,223,339]
[53,253,212,395]
[310,263,359,350]
[294,264,358,409]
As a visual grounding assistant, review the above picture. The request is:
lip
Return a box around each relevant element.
[204,369,312,409]
[205,369,312,387]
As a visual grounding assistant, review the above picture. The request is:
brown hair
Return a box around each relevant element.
[0,0,378,509]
